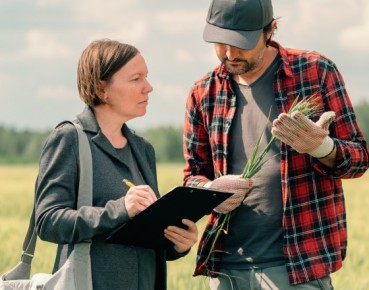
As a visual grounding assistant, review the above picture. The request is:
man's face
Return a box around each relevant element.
[214,33,268,75]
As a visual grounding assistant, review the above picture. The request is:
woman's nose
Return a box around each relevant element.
[145,80,153,93]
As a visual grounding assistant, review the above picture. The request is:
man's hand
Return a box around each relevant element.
[206,175,253,214]
[271,111,335,158]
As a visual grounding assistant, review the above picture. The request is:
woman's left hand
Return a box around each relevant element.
[164,219,198,253]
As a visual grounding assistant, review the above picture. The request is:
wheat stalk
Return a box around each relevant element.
[200,94,322,271]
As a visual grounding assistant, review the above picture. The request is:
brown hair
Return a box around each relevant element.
[263,18,278,47]
[77,39,139,106]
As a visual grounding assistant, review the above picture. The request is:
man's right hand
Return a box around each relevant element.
[206,175,253,214]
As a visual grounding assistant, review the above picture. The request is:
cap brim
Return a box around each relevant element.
[203,22,262,50]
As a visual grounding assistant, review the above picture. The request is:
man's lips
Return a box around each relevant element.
[226,60,242,66]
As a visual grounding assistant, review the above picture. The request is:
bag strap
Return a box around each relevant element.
[1,121,92,281]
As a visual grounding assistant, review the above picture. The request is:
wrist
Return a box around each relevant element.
[203,181,212,188]
[309,136,335,158]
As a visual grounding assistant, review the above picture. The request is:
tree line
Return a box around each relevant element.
[0,124,184,164]
[1,101,369,164]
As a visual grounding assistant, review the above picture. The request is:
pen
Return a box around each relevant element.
[122,178,135,188]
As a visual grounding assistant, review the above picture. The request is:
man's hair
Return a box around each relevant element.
[263,19,276,47]
[77,39,139,107]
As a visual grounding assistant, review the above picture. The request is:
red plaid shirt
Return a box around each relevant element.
[183,41,369,285]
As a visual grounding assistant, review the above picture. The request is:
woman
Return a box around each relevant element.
[35,39,198,290]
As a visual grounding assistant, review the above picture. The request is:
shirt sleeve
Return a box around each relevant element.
[312,60,369,177]
[183,85,215,187]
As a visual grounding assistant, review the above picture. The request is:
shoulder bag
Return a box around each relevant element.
[0,122,93,290]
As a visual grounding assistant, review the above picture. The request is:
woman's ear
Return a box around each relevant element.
[97,80,109,104]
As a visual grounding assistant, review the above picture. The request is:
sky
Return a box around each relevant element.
[0,0,368,131]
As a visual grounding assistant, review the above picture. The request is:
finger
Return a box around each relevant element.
[166,222,197,240]
[164,228,187,246]
[272,125,295,144]
[242,178,253,189]
[279,115,312,139]
[316,111,335,130]
[132,185,157,203]
[181,219,198,234]
[291,111,315,131]
[164,226,197,249]
[129,187,157,206]
[282,113,306,132]
[143,186,158,204]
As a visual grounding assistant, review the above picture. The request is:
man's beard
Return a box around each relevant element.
[222,58,258,75]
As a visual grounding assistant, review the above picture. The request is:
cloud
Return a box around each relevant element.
[68,0,149,45]
[20,29,73,61]
[151,81,187,103]
[36,85,76,100]
[174,49,195,64]
[339,1,369,52]
[274,0,362,50]
[0,73,12,87]
[153,10,205,35]
[0,0,368,130]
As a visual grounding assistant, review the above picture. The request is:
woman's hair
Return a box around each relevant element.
[77,39,139,106]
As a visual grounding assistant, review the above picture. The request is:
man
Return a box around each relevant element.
[182,0,369,289]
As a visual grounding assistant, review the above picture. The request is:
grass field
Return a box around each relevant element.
[0,164,368,290]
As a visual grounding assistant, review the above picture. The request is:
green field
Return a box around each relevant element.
[0,164,368,290]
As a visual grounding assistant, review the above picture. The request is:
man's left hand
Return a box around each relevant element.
[271,111,335,158]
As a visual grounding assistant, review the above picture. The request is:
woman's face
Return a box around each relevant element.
[102,53,153,122]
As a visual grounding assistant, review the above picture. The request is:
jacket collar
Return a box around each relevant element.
[75,106,157,191]
[76,105,100,134]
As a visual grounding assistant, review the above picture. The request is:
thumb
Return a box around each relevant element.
[316,111,335,130]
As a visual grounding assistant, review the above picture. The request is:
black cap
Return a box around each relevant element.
[203,0,273,50]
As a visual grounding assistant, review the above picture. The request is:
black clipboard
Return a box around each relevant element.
[105,186,233,249]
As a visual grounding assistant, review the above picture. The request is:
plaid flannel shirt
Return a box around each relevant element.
[183,41,369,285]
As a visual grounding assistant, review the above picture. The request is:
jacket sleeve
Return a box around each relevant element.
[35,123,130,244]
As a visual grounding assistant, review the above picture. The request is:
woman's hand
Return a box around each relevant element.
[124,185,157,218]
[164,219,198,253]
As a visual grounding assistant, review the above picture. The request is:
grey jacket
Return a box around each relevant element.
[35,106,184,290]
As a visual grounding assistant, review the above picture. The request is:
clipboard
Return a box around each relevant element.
[105,186,233,249]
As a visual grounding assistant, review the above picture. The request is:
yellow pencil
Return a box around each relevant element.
[122,179,136,188]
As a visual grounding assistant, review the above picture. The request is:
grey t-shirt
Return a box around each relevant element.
[222,55,285,269]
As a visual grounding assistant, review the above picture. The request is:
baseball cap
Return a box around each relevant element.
[203,0,273,50]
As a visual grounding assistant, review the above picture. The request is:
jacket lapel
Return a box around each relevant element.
[76,106,122,163]
[124,125,158,193]
[76,106,157,192]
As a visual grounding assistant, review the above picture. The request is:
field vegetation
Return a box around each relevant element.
[0,164,368,290]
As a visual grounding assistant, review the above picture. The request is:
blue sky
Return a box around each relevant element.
[0,0,368,131]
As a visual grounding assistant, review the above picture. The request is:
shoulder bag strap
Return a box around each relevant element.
[1,121,92,281]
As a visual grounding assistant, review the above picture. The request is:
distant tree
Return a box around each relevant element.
[354,101,369,142]
[2,100,365,165]
[140,126,184,163]
[0,125,50,163]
